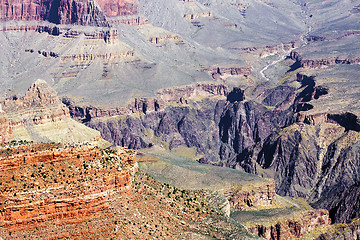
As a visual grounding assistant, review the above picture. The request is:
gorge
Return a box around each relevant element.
[0,0,360,239]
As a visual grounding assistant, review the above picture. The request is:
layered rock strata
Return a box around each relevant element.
[225,179,275,210]
[0,0,139,26]
[290,51,360,69]
[247,209,330,240]
[80,71,360,225]
[0,79,69,143]
[202,66,251,79]
[0,79,103,144]
[0,142,137,229]
[64,82,230,121]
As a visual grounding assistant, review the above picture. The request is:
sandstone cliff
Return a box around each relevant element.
[0,0,138,26]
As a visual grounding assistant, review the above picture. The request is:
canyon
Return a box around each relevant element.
[0,0,359,239]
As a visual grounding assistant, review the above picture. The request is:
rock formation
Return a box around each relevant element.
[246,209,330,240]
[225,179,275,210]
[0,0,139,26]
[290,51,360,69]
[81,71,360,226]
[64,82,230,121]
[0,80,103,144]
[0,142,137,229]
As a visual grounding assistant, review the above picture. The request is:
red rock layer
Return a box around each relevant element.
[94,0,138,17]
[0,0,139,26]
[0,142,137,229]
[0,0,47,21]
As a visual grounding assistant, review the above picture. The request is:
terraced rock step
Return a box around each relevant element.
[0,142,137,229]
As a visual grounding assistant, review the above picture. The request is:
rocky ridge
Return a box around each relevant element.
[245,209,330,240]
[64,82,230,121]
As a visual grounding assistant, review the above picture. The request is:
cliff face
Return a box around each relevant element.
[0,0,138,26]
[0,0,47,21]
[0,142,137,229]
[290,50,360,69]
[64,82,230,121]
[0,112,13,144]
[225,179,275,210]
[94,0,138,17]
[82,72,360,225]
[247,209,330,240]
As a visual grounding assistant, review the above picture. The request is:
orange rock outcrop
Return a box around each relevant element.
[0,142,137,230]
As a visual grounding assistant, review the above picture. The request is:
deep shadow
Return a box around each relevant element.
[328,112,360,132]
[227,87,245,103]
[48,0,61,24]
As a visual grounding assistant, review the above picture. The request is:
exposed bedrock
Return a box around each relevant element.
[77,74,360,224]
[290,50,360,69]
[0,143,137,229]
[224,179,276,211]
[0,0,138,26]
[316,218,360,240]
[1,79,69,133]
[247,209,330,240]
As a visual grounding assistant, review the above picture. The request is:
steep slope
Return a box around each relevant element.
[85,69,360,226]
[0,142,259,239]
[0,0,138,26]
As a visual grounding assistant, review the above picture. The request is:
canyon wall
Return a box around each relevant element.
[290,51,360,69]
[0,0,138,26]
[82,73,360,225]
[64,82,230,122]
